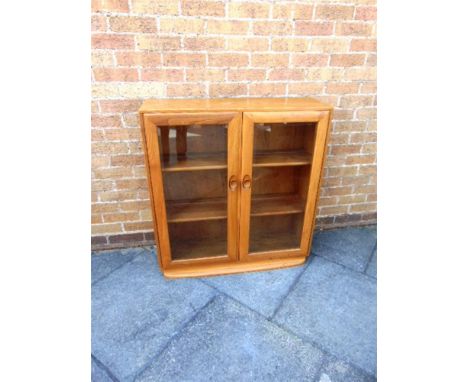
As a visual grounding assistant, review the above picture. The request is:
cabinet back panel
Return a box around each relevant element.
[163,169,227,201]
[253,122,316,154]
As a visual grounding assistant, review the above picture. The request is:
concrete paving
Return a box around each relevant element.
[92,226,377,382]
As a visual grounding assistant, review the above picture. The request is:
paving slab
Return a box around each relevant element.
[136,295,325,382]
[91,357,115,382]
[92,252,217,381]
[92,248,142,284]
[317,355,376,382]
[274,256,376,375]
[312,226,376,272]
[366,249,377,279]
[202,264,306,317]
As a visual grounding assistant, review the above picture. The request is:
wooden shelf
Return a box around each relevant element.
[249,231,301,254]
[166,194,305,223]
[161,153,227,172]
[171,237,228,261]
[253,150,311,168]
[167,198,227,223]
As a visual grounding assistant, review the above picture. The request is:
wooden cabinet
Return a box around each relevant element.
[139,98,332,278]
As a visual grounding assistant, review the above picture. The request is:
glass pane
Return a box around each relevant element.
[158,124,229,261]
[249,122,316,254]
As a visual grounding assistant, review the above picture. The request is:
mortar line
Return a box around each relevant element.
[131,294,218,381]
[363,241,377,275]
[91,250,144,286]
[270,255,313,319]
[198,283,375,379]
[92,353,120,382]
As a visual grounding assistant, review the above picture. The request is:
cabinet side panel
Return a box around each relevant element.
[143,115,172,268]
[307,110,333,254]
[302,111,332,254]
[140,112,162,268]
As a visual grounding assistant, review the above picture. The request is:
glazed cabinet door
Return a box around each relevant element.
[239,111,330,260]
[142,112,242,268]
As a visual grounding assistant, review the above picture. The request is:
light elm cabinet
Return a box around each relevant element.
[139,98,332,278]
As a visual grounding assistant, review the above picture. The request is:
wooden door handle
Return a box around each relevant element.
[242,175,251,189]
[228,175,238,191]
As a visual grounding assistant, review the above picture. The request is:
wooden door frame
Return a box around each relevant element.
[142,112,242,268]
[239,110,331,261]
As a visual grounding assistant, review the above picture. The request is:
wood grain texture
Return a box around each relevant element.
[163,256,307,279]
[139,97,332,114]
[139,98,332,278]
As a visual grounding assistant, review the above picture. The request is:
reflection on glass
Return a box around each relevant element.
[158,124,228,261]
[249,122,316,254]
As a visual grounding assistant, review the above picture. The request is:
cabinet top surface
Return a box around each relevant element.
[139,97,333,113]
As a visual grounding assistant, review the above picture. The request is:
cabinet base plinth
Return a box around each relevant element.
[162,256,307,279]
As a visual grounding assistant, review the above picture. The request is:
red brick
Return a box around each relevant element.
[186,69,225,81]
[350,39,377,52]
[210,83,247,97]
[249,83,286,97]
[228,69,266,82]
[331,145,361,155]
[272,38,309,52]
[273,4,313,19]
[92,0,128,12]
[115,52,161,67]
[339,95,374,108]
[92,129,105,141]
[115,179,148,190]
[315,5,354,20]
[137,36,181,51]
[330,54,366,67]
[184,37,225,51]
[206,20,249,35]
[181,0,225,16]
[123,221,154,231]
[99,100,141,113]
[141,69,184,81]
[336,22,373,36]
[167,84,207,97]
[251,54,289,68]
[93,167,134,179]
[333,121,367,132]
[108,233,145,244]
[356,107,377,119]
[92,142,128,155]
[366,54,377,66]
[91,114,121,128]
[92,34,134,49]
[208,53,249,67]
[93,68,139,82]
[326,82,360,94]
[345,155,376,165]
[355,6,377,21]
[228,2,270,18]
[131,0,178,15]
[291,54,328,67]
[163,53,205,67]
[295,22,333,36]
[91,15,107,32]
[253,21,293,35]
[268,69,305,81]
[109,16,156,33]
[92,223,122,235]
[226,38,269,51]
[288,83,324,96]
[160,18,205,34]
[111,155,145,167]
[103,212,140,223]
[104,129,141,141]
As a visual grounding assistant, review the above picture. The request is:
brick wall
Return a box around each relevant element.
[91,0,377,249]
